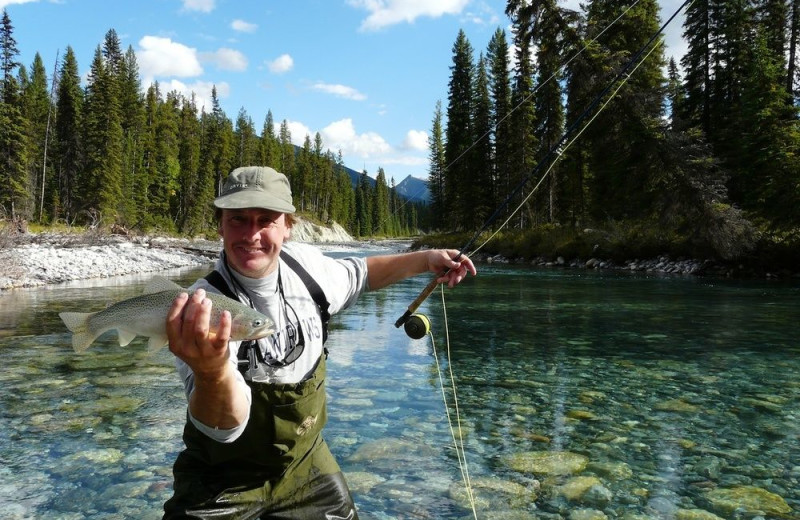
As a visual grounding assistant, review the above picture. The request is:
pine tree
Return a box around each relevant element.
[208,86,234,194]
[259,109,278,167]
[427,100,446,229]
[118,46,145,227]
[506,1,539,228]
[177,93,204,234]
[295,134,313,212]
[53,46,82,224]
[531,0,576,224]
[470,53,493,230]
[278,119,295,177]
[0,9,29,221]
[373,167,390,235]
[82,45,124,224]
[444,29,475,228]
[355,170,373,237]
[486,27,513,229]
[739,33,800,227]
[147,91,181,230]
[581,0,667,221]
[666,57,686,130]
[21,53,52,222]
[234,107,258,167]
[681,0,715,136]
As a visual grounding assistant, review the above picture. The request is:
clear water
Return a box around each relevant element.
[1,254,798,519]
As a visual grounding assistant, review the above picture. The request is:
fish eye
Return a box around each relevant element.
[254,319,264,327]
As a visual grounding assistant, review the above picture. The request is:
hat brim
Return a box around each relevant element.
[214,190,296,214]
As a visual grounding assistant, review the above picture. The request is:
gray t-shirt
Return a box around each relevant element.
[176,241,369,442]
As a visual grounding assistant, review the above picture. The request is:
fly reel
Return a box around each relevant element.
[403,313,431,340]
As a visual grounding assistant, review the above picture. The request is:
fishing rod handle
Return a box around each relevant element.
[394,276,441,328]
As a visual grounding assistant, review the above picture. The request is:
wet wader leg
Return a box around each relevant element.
[173,440,358,520]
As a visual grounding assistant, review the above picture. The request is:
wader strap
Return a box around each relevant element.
[279,250,331,344]
[203,252,332,374]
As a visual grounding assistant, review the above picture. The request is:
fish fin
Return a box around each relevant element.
[117,328,137,347]
[147,335,169,352]
[59,311,91,332]
[143,276,183,295]
[59,312,100,353]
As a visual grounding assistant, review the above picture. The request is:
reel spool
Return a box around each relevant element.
[403,313,431,340]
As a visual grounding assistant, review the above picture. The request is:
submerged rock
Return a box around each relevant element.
[675,508,725,520]
[705,485,792,516]
[504,451,589,476]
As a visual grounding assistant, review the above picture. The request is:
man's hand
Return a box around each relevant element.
[166,288,232,381]
[428,249,477,288]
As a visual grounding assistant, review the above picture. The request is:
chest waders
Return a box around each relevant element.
[163,254,359,520]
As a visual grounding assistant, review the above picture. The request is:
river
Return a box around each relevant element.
[1,246,798,519]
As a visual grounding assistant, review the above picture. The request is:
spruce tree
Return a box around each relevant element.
[118,46,145,227]
[470,53,493,230]
[373,167,390,235]
[148,90,180,230]
[486,28,512,229]
[739,33,800,227]
[177,93,204,234]
[681,0,715,136]
[259,109,278,167]
[53,46,82,224]
[0,9,29,221]
[581,0,667,221]
[82,45,123,224]
[506,1,538,228]
[22,53,52,222]
[427,100,446,229]
[234,107,257,167]
[444,29,475,228]
[531,0,576,224]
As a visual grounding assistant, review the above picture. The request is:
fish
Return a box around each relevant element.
[59,276,274,353]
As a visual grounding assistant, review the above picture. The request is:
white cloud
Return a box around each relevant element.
[267,54,294,74]
[311,82,366,101]
[137,36,203,80]
[231,19,257,33]
[285,120,313,146]
[155,79,230,115]
[321,118,391,158]
[201,47,248,71]
[403,130,428,151]
[182,0,214,13]
[0,0,37,9]
[348,0,470,31]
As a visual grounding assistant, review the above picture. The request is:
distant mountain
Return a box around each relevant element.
[394,175,430,204]
[341,165,430,205]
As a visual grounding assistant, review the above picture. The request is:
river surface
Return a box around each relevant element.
[1,245,799,519]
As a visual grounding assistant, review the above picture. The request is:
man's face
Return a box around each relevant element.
[219,208,291,278]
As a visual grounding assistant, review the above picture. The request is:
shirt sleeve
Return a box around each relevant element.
[176,355,253,443]
[283,242,369,314]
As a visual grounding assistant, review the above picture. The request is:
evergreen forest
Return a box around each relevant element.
[428,0,799,267]
[1,1,799,268]
[0,10,423,239]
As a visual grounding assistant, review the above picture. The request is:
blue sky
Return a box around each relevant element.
[5,0,687,182]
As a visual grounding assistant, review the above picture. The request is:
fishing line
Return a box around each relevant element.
[428,285,477,519]
[470,22,668,258]
[371,0,644,235]
[395,0,692,329]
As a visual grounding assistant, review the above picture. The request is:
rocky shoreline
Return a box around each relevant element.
[0,218,358,291]
[477,252,799,280]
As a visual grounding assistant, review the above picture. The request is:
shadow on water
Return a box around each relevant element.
[1,260,799,519]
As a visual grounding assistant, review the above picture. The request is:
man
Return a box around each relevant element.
[163,166,475,519]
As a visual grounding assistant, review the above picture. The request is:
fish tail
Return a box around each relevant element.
[58,312,99,353]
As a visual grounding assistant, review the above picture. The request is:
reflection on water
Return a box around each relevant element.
[1,260,799,519]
